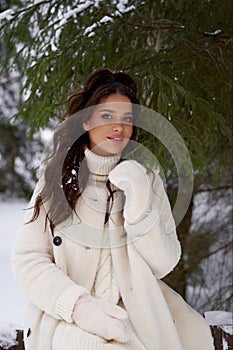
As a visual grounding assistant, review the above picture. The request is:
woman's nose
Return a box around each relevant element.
[112,123,123,132]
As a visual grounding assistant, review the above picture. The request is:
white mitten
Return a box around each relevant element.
[73,295,130,342]
[109,160,152,224]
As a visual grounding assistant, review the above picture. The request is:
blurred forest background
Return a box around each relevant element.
[0,0,232,314]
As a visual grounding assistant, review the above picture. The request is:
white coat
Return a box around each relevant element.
[11,149,214,350]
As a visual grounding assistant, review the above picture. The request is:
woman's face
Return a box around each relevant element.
[83,93,134,156]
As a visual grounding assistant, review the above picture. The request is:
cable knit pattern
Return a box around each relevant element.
[86,148,121,304]
[91,232,120,305]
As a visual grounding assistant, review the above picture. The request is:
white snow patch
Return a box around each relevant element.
[83,22,98,36]
[34,0,48,4]
[0,324,18,349]
[205,310,233,327]
[0,200,27,326]
[205,29,222,36]
[0,9,14,21]
[100,15,113,24]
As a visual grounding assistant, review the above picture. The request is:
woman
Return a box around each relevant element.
[12,68,214,350]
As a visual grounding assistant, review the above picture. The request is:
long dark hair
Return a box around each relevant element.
[30,68,140,234]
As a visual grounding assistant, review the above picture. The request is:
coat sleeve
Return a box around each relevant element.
[124,170,182,279]
[11,177,89,323]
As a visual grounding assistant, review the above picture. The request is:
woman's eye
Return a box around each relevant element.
[124,116,133,123]
[101,113,112,120]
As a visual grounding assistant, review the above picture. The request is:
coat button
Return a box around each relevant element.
[53,236,62,246]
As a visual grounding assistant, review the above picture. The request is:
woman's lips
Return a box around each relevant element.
[107,136,124,143]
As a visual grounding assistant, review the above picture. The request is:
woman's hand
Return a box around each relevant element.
[73,295,130,342]
[109,160,152,224]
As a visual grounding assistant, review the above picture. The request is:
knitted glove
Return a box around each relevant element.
[73,295,130,342]
[109,160,152,224]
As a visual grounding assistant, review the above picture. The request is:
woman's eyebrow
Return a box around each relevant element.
[99,108,116,113]
[99,109,133,115]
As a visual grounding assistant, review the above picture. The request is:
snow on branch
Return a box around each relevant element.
[0,9,14,21]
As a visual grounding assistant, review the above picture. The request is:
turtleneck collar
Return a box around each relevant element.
[84,148,120,181]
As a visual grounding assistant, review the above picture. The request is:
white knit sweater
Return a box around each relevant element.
[85,149,120,305]
[83,149,145,349]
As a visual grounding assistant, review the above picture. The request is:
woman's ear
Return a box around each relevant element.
[82,121,89,131]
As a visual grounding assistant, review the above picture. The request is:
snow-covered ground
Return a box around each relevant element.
[0,200,28,327]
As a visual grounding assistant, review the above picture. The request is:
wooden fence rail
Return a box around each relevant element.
[0,326,232,350]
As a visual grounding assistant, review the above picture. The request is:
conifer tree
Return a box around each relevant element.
[0,0,44,198]
[0,0,232,310]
